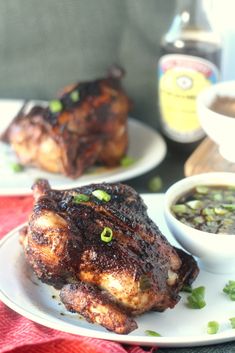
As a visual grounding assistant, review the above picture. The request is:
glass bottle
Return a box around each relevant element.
[158,0,221,155]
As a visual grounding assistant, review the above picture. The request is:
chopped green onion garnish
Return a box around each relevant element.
[120,156,135,167]
[10,162,24,173]
[145,330,161,337]
[202,208,215,216]
[223,281,235,300]
[73,193,90,203]
[214,207,228,215]
[196,186,209,194]
[49,99,63,113]
[194,216,204,224]
[100,227,113,243]
[187,286,206,309]
[181,284,193,293]
[92,189,111,202]
[213,193,223,201]
[148,176,163,192]
[207,321,219,334]
[221,204,235,211]
[186,200,202,209]
[70,90,80,102]
[171,204,188,214]
[229,317,235,328]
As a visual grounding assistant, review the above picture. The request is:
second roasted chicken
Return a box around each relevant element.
[20,179,199,334]
[2,66,131,178]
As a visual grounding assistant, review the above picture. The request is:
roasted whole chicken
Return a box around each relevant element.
[2,66,131,178]
[20,179,199,334]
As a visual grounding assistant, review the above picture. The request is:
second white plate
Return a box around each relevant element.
[0,99,166,195]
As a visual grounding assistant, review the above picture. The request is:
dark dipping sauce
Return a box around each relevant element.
[210,96,235,118]
[171,185,235,234]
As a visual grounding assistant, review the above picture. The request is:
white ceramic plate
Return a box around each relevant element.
[0,194,235,348]
[0,99,166,195]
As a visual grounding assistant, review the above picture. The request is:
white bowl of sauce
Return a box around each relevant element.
[164,172,235,274]
[197,81,235,163]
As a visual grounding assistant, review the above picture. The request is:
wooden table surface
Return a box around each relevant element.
[184,138,235,177]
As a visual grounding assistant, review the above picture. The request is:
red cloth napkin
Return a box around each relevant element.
[0,196,157,353]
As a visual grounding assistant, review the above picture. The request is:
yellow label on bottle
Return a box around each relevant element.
[158,54,219,142]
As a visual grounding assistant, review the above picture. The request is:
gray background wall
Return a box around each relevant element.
[0,0,175,129]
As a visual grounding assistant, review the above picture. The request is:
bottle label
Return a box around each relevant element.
[158,54,220,143]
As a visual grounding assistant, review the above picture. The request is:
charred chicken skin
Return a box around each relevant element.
[20,179,199,334]
[2,66,131,178]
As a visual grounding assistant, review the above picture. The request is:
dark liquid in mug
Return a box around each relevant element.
[210,96,235,118]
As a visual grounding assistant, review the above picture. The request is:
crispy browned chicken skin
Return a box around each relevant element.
[2,66,131,178]
[20,179,199,334]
